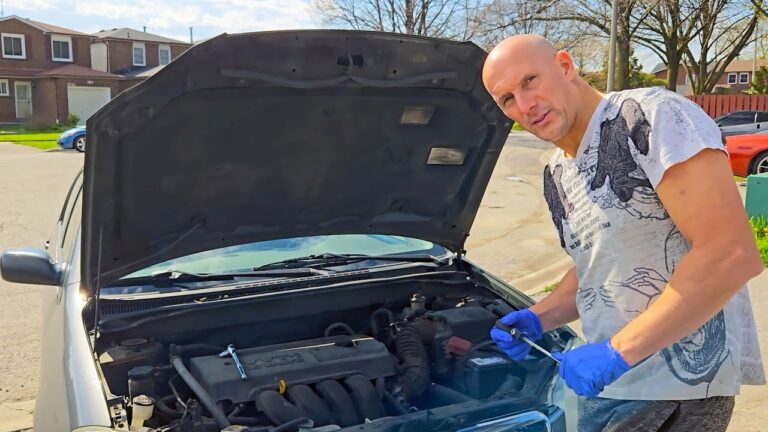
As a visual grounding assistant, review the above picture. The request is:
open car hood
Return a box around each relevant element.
[82,30,512,289]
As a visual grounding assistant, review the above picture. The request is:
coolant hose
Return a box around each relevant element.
[394,324,431,399]
[170,355,231,427]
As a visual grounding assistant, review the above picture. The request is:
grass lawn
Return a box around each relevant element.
[0,131,61,150]
[0,126,61,150]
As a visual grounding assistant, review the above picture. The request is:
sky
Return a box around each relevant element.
[3,0,320,44]
[4,0,668,72]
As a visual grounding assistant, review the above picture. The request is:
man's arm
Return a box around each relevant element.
[529,264,580,332]
[610,149,763,366]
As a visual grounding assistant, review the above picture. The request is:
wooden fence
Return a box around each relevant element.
[688,95,768,118]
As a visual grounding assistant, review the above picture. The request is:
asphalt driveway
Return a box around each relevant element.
[0,136,765,431]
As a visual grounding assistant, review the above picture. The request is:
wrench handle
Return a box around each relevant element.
[494,320,521,340]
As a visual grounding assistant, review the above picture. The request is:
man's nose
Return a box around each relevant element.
[514,92,536,115]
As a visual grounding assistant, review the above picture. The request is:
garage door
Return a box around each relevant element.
[67,86,111,125]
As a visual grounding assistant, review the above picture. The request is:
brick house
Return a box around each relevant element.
[653,58,768,95]
[651,64,693,96]
[0,16,191,125]
[90,28,192,91]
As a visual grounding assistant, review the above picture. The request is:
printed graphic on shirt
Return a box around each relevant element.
[576,268,665,314]
[577,267,730,393]
[543,164,572,248]
[661,311,730,391]
[591,99,652,201]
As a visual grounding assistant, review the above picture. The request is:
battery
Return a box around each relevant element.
[464,351,524,399]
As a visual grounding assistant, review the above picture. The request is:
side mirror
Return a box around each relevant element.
[0,248,61,286]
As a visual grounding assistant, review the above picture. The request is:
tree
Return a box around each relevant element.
[470,0,584,49]
[633,0,702,92]
[752,65,768,94]
[628,55,667,88]
[312,0,485,40]
[529,0,656,90]
[683,0,760,94]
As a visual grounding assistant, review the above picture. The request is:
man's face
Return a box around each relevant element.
[484,52,574,142]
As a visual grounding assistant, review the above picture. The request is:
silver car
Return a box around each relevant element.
[1,31,578,432]
[716,110,768,137]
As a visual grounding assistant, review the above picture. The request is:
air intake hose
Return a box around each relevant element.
[394,323,431,400]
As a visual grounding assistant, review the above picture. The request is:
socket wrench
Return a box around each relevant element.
[495,319,561,364]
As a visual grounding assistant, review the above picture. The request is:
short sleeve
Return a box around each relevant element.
[636,90,726,189]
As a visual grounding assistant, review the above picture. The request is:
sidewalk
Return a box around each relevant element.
[0,400,33,432]
[728,269,768,432]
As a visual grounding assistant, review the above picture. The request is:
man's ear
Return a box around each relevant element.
[555,50,576,80]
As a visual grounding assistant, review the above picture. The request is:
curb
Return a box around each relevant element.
[510,255,573,296]
[0,399,34,432]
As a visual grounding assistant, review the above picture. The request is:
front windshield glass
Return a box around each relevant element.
[123,234,446,278]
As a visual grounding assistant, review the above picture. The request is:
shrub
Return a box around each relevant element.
[749,216,768,267]
[66,113,80,127]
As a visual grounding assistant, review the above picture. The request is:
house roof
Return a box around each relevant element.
[0,15,90,36]
[651,62,667,74]
[36,64,122,79]
[120,64,166,78]
[724,58,768,73]
[0,67,45,77]
[92,28,190,45]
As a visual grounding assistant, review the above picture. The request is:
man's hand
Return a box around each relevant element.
[490,309,543,360]
[552,340,630,397]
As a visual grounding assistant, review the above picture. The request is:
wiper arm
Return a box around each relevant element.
[254,252,451,271]
[113,267,332,286]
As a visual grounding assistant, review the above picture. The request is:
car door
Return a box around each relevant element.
[34,169,90,431]
[719,111,758,137]
[756,112,768,134]
[49,170,84,264]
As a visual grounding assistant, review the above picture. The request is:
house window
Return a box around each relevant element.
[51,35,73,62]
[133,42,146,66]
[1,33,25,59]
[0,79,8,96]
[740,72,750,84]
[158,44,171,65]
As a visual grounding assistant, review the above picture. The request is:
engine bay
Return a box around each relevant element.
[94,274,572,431]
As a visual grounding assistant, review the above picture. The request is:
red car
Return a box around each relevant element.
[726,133,768,177]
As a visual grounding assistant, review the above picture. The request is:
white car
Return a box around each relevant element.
[1,31,578,432]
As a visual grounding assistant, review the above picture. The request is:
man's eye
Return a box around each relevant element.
[527,75,536,83]
[502,95,513,105]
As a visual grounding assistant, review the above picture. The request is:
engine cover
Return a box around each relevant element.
[189,335,396,403]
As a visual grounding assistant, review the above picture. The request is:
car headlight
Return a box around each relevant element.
[71,427,122,432]
[60,130,76,138]
[458,411,552,432]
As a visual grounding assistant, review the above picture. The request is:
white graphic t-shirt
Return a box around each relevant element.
[544,87,766,400]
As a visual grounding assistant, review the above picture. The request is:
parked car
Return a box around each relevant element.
[0,31,579,432]
[725,132,768,177]
[57,126,86,152]
[715,110,768,137]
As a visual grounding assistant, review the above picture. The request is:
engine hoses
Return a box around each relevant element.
[170,355,231,428]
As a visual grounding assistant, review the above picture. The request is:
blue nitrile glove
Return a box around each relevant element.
[551,339,631,397]
[490,308,543,360]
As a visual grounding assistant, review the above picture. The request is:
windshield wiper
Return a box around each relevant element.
[113,267,332,286]
[253,252,451,271]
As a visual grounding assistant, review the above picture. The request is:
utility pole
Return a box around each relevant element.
[607,0,619,92]
[189,27,194,44]
[753,14,760,94]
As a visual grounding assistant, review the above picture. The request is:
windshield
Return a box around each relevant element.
[123,234,447,278]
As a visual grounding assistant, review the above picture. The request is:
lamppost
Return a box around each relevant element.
[607,0,619,92]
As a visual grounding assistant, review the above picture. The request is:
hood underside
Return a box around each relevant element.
[83,30,512,288]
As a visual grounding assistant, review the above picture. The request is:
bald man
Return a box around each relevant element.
[485,35,765,431]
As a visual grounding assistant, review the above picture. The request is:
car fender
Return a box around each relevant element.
[34,236,110,430]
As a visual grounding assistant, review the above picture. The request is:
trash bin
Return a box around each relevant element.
[745,173,768,219]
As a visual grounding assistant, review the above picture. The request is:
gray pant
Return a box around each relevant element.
[577,395,735,432]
